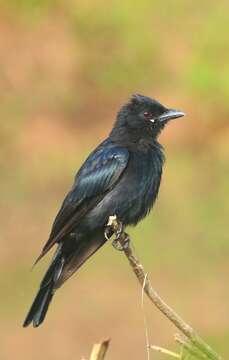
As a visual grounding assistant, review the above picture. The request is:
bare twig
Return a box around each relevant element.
[89,339,110,360]
[150,345,181,358]
[106,215,223,360]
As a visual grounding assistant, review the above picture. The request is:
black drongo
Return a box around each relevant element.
[23,94,184,327]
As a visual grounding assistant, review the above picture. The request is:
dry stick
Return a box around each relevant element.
[149,345,181,359]
[89,339,110,360]
[107,215,223,360]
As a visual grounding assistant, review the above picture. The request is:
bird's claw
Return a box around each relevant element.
[104,227,111,240]
[116,221,123,238]
[112,218,130,250]
[104,215,123,241]
[105,215,130,251]
[112,235,130,251]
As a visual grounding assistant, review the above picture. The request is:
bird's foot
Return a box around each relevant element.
[112,233,130,251]
[105,215,130,251]
[104,226,112,240]
[114,219,123,239]
[105,215,123,241]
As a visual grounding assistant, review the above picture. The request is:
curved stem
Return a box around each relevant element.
[107,215,223,360]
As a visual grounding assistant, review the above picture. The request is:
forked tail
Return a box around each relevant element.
[23,234,107,327]
[23,246,64,328]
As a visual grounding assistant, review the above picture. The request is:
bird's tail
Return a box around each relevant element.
[23,246,64,328]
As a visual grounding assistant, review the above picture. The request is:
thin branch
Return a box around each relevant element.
[89,339,110,360]
[107,215,223,360]
[150,345,181,359]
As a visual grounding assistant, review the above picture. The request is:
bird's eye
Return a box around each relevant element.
[143,111,151,119]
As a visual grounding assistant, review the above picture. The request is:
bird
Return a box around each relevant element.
[23,94,185,327]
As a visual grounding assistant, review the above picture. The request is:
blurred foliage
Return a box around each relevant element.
[0,1,228,360]
[0,0,228,100]
[0,0,62,19]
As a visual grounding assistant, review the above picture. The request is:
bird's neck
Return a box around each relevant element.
[110,125,150,145]
[110,126,137,144]
[109,126,162,153]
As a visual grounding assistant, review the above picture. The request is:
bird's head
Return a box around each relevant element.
[111,94,185,143]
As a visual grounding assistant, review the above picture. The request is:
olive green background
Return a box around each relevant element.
[0,1,228,359]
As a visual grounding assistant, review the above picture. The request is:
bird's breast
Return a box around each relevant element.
[116,149,163,225]
[83,144,164,230]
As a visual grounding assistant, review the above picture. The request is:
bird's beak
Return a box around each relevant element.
[158,109,185,123]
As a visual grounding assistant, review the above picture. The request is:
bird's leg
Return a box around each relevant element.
[105,215,130,251]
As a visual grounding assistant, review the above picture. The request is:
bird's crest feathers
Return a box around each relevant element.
[130,94,145,106]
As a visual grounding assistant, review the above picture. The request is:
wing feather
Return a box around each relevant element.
[35,140,129,263]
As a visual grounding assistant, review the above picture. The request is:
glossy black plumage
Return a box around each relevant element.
[23,94,184,327]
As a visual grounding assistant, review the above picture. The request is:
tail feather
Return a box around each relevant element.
[23,247,63,328]
[23,285,54,327]
[23,234,106,327]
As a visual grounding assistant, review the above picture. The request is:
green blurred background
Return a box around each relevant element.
[0,1,229,359]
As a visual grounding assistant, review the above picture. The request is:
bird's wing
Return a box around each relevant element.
[35,140,129,263]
